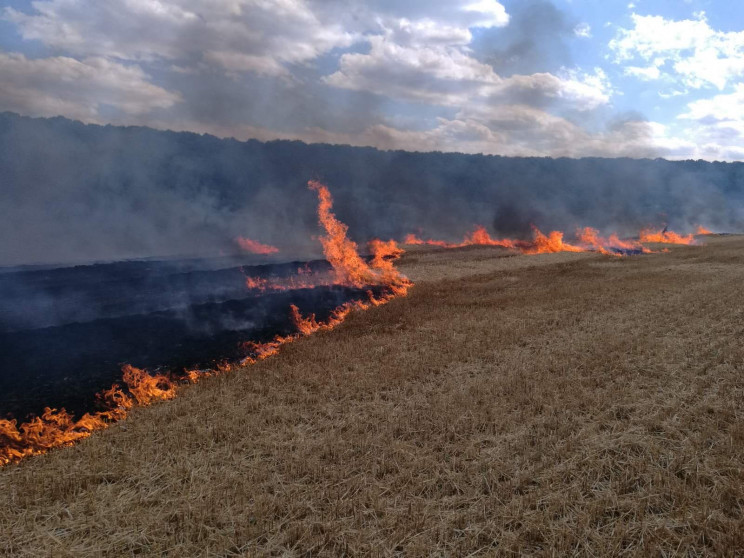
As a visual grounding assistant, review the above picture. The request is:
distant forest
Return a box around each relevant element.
[1,111,742,265]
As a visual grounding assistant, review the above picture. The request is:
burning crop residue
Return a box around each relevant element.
[0,181,411,466]
[235,237,280,255]
[242,182,411,296]
[404,224,703,254]
[575,228,650,256]
[638,227,695,245]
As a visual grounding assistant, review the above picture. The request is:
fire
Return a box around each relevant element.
[404,233,457,248]
[403,225,587,254]
[462,226,516,249]
[0,366,176,466]
[639,228,695,245]
[244,276,269,290]
[1,180,412,466]
[696,225,713,235]
[121,364,177,405]
[576,227,649,255]
[308,180,411,292]
[404,224,692,256]
[522,228,583,254]
[235,236,279,255]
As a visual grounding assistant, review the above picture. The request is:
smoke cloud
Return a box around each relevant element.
[1,112,742,268]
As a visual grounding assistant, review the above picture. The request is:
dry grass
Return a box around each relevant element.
[2,236,744,556]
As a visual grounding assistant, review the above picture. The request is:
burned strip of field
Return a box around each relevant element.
[1,236,743,556]
[0,257,370,420]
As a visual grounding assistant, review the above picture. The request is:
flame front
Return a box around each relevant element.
[1,180,412,466]
[639,228,695,245]
[403,224,700,254]
[0,366,176,465]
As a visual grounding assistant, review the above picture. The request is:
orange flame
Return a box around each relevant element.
[696,225,713,235]
[0,366,177,466]
[461,226,517,249]
[639,228,695,245]
[576,227,650,255]
[404,233,457,248]
[235,236,279,255]
[522,228,584,254]
[404,226,588,254]
[1,181,412,466]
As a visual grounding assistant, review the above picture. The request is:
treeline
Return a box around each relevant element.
[1,111,742,265]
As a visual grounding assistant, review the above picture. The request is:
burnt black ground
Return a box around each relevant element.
[0,257,373,420]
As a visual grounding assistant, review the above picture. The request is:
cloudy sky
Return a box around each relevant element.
[1,0,743,160]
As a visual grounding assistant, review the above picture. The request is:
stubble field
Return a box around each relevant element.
[1,235,743,556]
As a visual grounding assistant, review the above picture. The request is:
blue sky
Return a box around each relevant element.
[1,0,743,160]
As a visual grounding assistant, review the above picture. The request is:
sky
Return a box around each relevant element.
[1,0,744,160]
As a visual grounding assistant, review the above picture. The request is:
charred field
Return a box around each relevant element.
[0,257,376,419]
[2,234,743,556]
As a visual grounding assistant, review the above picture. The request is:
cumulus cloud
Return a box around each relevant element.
[0,0,678,159]
[0,53,180,121]
[324,15,611,112]
[676,84,744,160]
[4,0,355,75]
[611,12,744,90]
[574,23,592,38]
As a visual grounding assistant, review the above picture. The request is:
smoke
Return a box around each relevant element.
[1,111,743,270]
[475,0,575,77]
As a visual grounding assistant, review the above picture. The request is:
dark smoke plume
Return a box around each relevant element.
[1,111,743,268]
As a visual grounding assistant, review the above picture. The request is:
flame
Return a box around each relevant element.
[639,228,695,245]
[522,228,583,255]
[404,224,669,257]
[0,366,177,466]
[121,364,177,405]
[696,225,713,235]
[235,236,279,255]
[2,180,412,466]
[404,233,457,248]
[244,276,270,290]
[461,226,517,249]
[404,226,585,254]
[576,227,650,255]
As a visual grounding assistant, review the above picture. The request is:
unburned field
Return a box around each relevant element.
[2,236,744,556]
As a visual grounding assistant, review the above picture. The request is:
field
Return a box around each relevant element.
[2,236,744,556]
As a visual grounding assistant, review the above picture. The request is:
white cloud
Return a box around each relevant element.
[0,53,180,121]
[574,23,592,38]
[203,51,289,77]
[610,12,744,90]
[462,0,509,28]
[682,83,744,123]
[625,64,661,80]
[325,26,611,112]
[672,84,744,160]
[4,0,676,160]
[324,36,502,106]
[4,0,355,76]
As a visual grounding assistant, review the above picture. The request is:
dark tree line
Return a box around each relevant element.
[1,111,741,265]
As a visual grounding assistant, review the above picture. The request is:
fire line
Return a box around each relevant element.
[0,181,411,466]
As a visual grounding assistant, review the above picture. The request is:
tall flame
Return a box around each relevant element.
[1,180,412,466]
[301,181,411,294]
